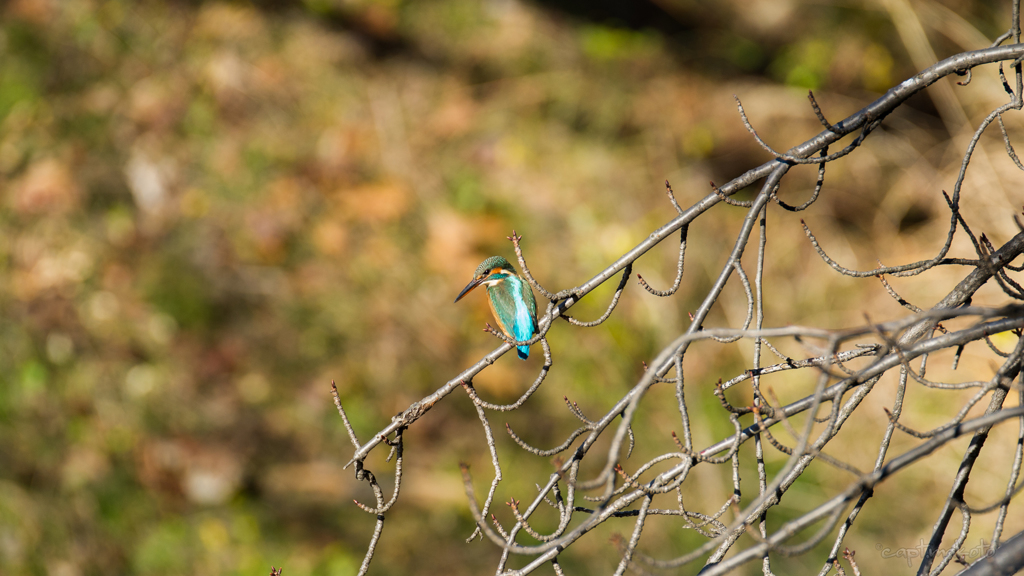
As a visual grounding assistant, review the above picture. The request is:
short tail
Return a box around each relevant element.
[517,345,530,360]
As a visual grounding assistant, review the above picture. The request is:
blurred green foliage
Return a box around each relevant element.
[0,0,1016,575]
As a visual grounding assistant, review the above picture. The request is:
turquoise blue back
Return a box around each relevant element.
[486,275,537,359]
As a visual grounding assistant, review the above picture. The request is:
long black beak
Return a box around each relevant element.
[454,277,482,303]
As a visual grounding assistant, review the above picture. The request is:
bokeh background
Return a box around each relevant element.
[1,0,1022,574]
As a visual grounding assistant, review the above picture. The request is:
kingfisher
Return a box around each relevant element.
[454,256,538,360]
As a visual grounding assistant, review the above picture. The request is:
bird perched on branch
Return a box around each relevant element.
[454,256,538,360]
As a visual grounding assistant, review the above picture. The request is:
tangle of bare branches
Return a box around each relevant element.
[335,3,1024,574]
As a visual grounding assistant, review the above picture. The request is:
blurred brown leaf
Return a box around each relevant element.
[6,158,80,216]
[335,180,412,223]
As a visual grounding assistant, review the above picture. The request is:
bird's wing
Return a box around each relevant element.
[486,278,535,343]
[486,288,518,340]
[509,276,536,342]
